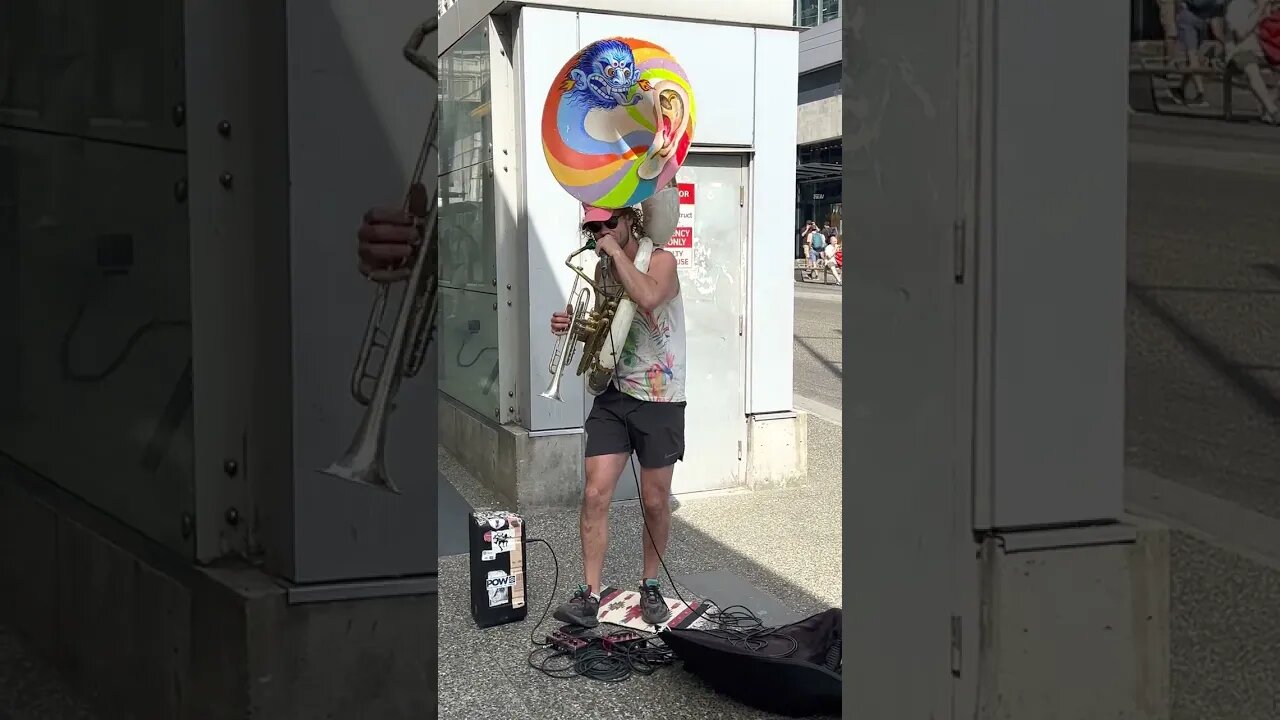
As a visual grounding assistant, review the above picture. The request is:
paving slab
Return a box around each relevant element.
[436,414,843,719]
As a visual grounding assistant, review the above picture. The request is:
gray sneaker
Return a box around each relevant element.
[553,585,600,628]
[639,579,672,625]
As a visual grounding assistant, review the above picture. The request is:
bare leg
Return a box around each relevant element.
[638,463,675,580]
[582,452,628,592]
[1242,63,1280,118]
[1184,47,1208,100]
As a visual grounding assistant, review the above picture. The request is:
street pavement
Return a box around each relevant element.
[1124,115,1280,720]
[792,280,843,422]
[1125,115,1280,521]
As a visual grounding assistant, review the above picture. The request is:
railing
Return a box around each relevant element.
[1128,42,1278,122]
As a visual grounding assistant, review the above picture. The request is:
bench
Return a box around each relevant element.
[1129,50,1278,121]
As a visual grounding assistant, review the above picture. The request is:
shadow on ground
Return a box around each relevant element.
[436,415,843,720]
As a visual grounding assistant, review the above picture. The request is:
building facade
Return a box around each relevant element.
[795,1,842,240]
[0,4,439,717]
[436,0,807,509]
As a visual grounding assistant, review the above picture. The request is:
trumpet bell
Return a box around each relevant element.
[321,456,401,494]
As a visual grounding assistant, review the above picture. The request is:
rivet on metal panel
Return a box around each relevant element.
[181,513,194,539]
[219,173,234,189]
[508,391,514,398]
[171,103,186,127]
[492,303,498,310]
[217,121,232,137]
[223,459,239,476]
[173,178,188,203]
[225,507,240,526]
[509,406,514,414]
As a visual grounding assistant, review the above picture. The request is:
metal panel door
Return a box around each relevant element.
[605,153,748,501]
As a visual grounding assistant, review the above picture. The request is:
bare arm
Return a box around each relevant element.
[593,263,609,313]
[604,247,679,312]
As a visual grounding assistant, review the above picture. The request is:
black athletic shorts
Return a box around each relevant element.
[584,385,686,468]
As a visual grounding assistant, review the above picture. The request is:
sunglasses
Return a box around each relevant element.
[582,216,620,233]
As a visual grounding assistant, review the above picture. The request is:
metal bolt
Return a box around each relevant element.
[492,302,498,310]
[217,120,231,137]
[225,507,240,526]
[223,459,238,476]
[181,513,194,539]
[173,178,188,203]
[508,391,514,398]
[219,173,234,189]
[172,103,186,127]
[492,279,497,286]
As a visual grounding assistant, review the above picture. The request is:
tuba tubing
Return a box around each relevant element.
[586,239,653,395]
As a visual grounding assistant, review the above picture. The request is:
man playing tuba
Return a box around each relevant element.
[545,183,686,628]
[354,181,687,628]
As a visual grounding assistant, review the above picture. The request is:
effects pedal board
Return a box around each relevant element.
[468,511,528,629]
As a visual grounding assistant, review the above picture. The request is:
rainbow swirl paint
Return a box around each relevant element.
[541,37,696,209]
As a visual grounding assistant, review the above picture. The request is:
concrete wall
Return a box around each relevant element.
[516,9,800,432]
[440,0,795,52]
[842,0,1167,717]
[797,21,841,146]
[799,17,841,73]
[976,518,1170,720]
[0,462,436,720]
[799,95,842,146]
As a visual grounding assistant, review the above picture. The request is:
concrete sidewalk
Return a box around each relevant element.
[437,414,843,720]
[0,626,100,720]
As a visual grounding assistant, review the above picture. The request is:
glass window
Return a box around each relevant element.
[820,0,840,25]
[796,0,820,27]
[0,2,43,116]
[0,130,195,554]
[438,21,500,420]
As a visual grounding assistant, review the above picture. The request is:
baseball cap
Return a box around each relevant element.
[583,205,613,223]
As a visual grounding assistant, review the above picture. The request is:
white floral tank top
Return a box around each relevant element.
[607,250,686,403]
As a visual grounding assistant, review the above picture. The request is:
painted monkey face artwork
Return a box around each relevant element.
[560,38,653,110]
[542,37,695,208]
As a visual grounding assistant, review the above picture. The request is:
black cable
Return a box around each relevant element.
[627,454,800,658]
[524,536,677,682]
[455,337,496,368]
[525,538,559,648]
[60,275,189,383]
[520,441,798,684]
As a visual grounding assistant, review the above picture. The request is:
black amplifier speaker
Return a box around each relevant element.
[468,510,529,629]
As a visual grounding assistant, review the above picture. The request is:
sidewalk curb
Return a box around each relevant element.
[794,289,842,304]
[794,393,842,427]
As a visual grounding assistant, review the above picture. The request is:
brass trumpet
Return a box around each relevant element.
[542,238,654,402]
[319,19,439,493]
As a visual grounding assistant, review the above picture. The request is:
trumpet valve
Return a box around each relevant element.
[576,312,601,334]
